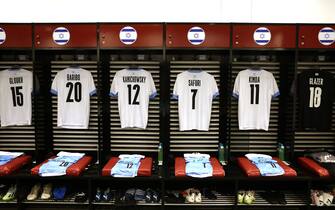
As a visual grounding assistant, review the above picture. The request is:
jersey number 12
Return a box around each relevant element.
[127,84,140,105]
[309,87,322,108]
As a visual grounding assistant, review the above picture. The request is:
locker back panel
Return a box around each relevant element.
[230,61,280,154]
[294,62,335,152]
[110,59,161,152]
[169,59,221,153]
[51,60,99,152]
[0,60,36,151]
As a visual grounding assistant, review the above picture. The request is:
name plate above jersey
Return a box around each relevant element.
[233,25,296,49]
[299,25,335,49]
[99,24,163,48]
[0,24,32,48]
[34,24,97,48]
[166,24,230,48]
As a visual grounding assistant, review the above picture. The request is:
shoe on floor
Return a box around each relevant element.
[95,187,102,202]
[2,185,16,201]
[238,190,245,204]
[184,188,195,203]
[41,183,52,200]
[0,185,7,200]
[192,188,201,203]
[102,188,112,201]
[323,192,334,206]
[145,188,153,203]
[244,190,255,205]
[151,189,160,203]
[53,186,67,200]
[27,183,41,201]
[74,192,87,203]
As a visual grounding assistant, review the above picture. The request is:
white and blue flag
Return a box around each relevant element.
[187,26,205,45]
[53,27,70,46]
[318,27,335,46]
[119,26,137,45]
[0,28,6,45]
[253,27,271,46]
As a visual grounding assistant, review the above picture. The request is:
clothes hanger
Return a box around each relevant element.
[8,65,22,71]
[249,64,262,71]
[188,67,203,73]
[69,64,81,69]
[128,64,140,70]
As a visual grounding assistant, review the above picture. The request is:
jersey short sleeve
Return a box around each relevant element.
[88,72,96,96]
[232,73,240,98]
[51,73,59,95]
[110,72,120,96]
[270,73,280,97]
[172,75,180,99]
[210,76,219,97]
[147,72,157,99]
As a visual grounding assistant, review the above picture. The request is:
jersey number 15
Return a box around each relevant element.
[10,86,24,107]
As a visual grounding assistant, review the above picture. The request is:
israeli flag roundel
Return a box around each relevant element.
[318,27,335,46]
[119,26,137,45]
[254,27,271,46]
[53,27,70,45]
[0,28,6,45]
[188,26,205,45]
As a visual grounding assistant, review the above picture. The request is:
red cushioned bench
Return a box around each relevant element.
[237,156,297,177]
[31,156,92,176]
[175,157,225,177]
[102,157,153,176]
[0,155,32,176]
[297,157,330,177]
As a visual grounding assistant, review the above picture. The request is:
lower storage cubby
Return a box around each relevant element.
[164,179,235,206]
[309,179,335,207]
[92,178,162,207]
[236,179,309,207]
[20,179,89,206]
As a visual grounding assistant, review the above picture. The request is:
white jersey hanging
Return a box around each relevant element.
[51,67,96,129]
[173,70,219,131]
[233,69,279,131]
[0,69,33,127]
[110,69,157,129]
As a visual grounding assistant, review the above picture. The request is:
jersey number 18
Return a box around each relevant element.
[309,87,322,108]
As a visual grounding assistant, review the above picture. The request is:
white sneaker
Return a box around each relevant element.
[323,192,334,206]
[41,183,52,200]
[316,191,324,206]
[27,183,41,201]
[2,185,16,201]
[185,189,195,203]
[194,192,202,203]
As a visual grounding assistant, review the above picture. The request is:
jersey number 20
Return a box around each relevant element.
[309,87,322,108]
[66,82,82,102]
